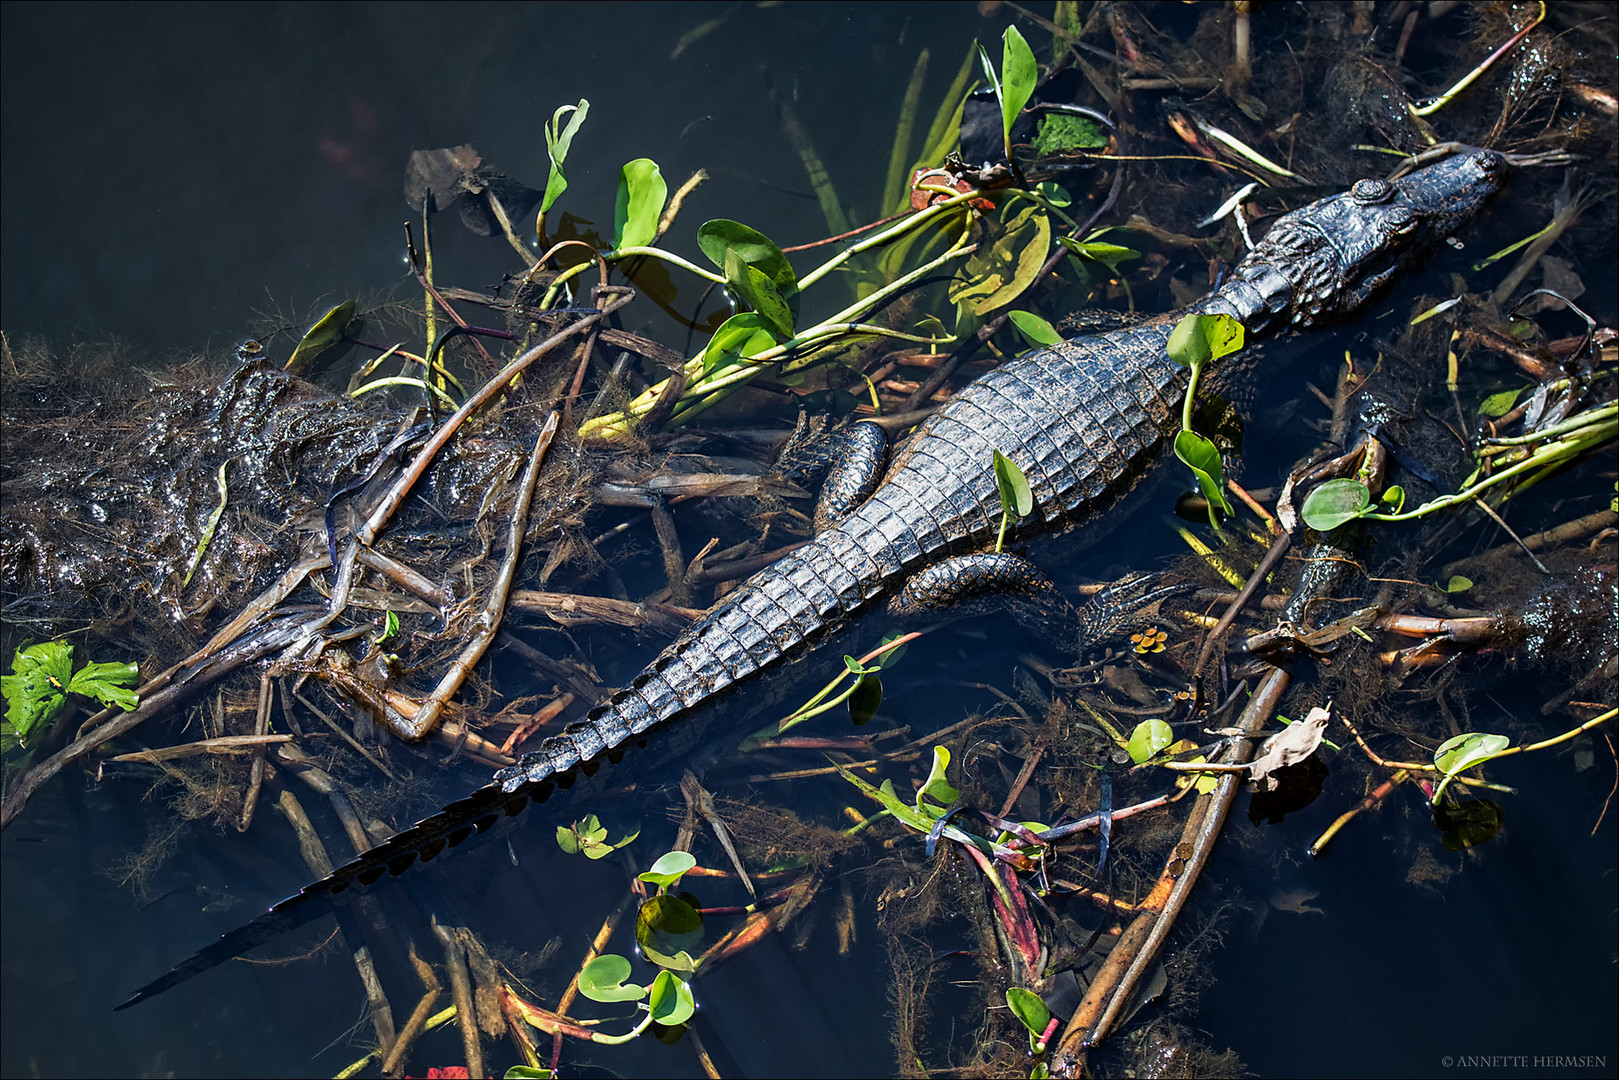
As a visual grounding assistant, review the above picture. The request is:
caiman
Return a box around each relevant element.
[118,147,1507,1008]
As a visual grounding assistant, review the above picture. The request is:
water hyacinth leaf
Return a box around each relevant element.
[639,850,697,888]
[1166,312,1244,369]
[66,659,140,713]
[724,249,795,337]
[1380,484,1406,512]
[998,25,1038,151]
[849,674,882,726]
[1300,478,1372,532]
[647,970,696,1026]
[916,745,960,815]
[699,312,778,375]
[637,893,703,972]
[578,954,647,1003]
[1173,430,1233,521]
[541,99,589,214]
[993,450,1034,518]
[696,220,799,314]
[1006,986,1051,1039]
[1127,718,1174,764]
[285,300,356,375]
[1008,309,1063,347]
[613,158,666,251]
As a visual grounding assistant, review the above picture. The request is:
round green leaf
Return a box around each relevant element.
[1300,479,1372,532]
[696,220,797,299]
[699,312,778,375]
[723,249,795,337]
[1166,313,1244,369]
[647,970,696,1026]
[1444,575,1473,593]
[637,893,704,972]
[578,954,646,1003]
[1127,719,1174,765]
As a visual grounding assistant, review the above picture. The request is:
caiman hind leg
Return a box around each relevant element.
[812,420,889,532]
[890,556,1195,656]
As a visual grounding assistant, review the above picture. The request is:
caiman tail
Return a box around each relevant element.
[118,147,1507,1010]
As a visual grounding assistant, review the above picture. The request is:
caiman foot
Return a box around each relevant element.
[1073,572,1198,656]
[813,420,889,532]
[889,552,1080,642]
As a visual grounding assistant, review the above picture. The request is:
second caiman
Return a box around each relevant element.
[119,146,1507,1007]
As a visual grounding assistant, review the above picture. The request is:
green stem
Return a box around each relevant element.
[609,246,726,284]
[1180,358,1204,433]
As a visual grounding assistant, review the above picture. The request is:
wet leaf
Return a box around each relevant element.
[1434,798,1504,850]
[1173,430,1233,523]
[504,1067,554,1080]
[613,158,666,251]
[1008,309,1062,347]
[66,659,139,713]
[639,850,697,888]
[637,893,703,972]
[1034,180,1072,208]
[2,642,74,744]
[1434,732,1511,779]
[1007,985,1051,1041]
[1166,313,1244,369]
[849,675,882,726]
[993,450,1035,518]
[541,99,589,214]
[1126,718,1173,764]
[916,745,960,816]
[950,202,1051,315]
[696,220,799,313]
[1058,236,1139,275]
[647,970,695,1026]
[1380,484,1406,513]
[998,26,1038,148]
[870,630,911,670]
[578,954,647,1003]
[285,300,356,375]
[1478,387,1522,417]
[699,313,778,375]
[1249,705,1330,791]
[724,249,795,337]
[1300,478,1372,531]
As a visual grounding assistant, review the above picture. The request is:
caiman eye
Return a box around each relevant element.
[1351,178,1393,205]
[1388,209,1419,235]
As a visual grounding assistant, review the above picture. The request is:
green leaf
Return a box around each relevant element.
[1008,310,1063,348]
[613,158,667,251]
[696,220,799,317]
[504,1066,555,1080]
[1434,733,1511,779]
[1057,236,1139,274]
[66,659,139,712]
[1380,484,1406,513]
[647,970,696,1026]
[1444,575,1474,593]
[2,642,74,745]
[699,312,779,376]
[541,99,590,215]
[1173,430,1233,523]
[285,300,356,375]
[870,631,911,671]
[849,675,883,726]
[1433,797,1504,850]
[1127,719,1174,764]
[999,25,1038,151]
[637,893,704,972]
[724,249,795,337]
[1006,986,1052,1041]
[915,746,960,816]
[1166,313,1244,370]
[638,850,697,888]
[1478,387,1522,417]
[578,954,647,1003]
[950,202,1052,316]
[378,609,400,645]
[993,450,1035,518]
[1033,180,1072,208]
[1300,478,1373,532]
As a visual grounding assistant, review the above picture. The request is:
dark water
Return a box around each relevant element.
[3,3,1615,1078]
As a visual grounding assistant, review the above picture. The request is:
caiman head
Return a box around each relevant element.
[1228,148,1508,330]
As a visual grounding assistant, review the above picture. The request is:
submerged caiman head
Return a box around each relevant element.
[1232,148,1507,329]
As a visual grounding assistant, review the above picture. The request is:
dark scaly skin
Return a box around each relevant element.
[118,150,1506,1009]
